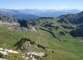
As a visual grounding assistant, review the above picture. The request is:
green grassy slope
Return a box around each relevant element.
[0,25,83,60]
[0,12,83,60]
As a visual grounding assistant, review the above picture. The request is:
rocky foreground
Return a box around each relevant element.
[0,48,45,60]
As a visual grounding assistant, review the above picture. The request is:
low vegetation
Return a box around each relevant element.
[0,11,83,60]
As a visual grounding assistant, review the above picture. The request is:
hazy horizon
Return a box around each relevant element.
[0,0,83,10]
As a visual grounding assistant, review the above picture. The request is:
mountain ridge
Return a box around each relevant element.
[0,10,83,60]
[0,8,81,20]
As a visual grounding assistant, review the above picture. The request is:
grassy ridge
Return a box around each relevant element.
[0,25,83,60]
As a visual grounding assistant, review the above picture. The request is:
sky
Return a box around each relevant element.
[0,0,83,10]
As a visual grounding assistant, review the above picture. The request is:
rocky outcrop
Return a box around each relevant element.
[14,38,35,53]
[0,15,37,32]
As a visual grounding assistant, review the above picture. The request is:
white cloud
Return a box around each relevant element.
[59,6,67,9]
[54,6,70,11]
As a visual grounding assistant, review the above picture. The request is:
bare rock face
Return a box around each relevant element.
[8,25,27,32]
[0,21,37,32]
[0,15,37,32]
[8,24,37,32]
[27,25,37,32]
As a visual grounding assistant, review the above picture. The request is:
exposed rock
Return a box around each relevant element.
[28,26,37,32]
[27,52,45,57]
[0,51,8,55]
[0,58,7,60]
[24,55,36,60]
[0,48,18,56]
[0,15,37,32]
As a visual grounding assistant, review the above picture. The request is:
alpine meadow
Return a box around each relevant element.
[0,0,83,60]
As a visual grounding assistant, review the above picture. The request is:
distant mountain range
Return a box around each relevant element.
[21,8,80,17]
[0,8,39,20]
[0,8,81,20]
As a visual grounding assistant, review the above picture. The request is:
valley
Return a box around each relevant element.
[0,11,83,60]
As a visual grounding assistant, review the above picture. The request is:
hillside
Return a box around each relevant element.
[0,11,83,60]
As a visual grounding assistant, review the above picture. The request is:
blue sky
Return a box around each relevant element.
[0,0,83,10]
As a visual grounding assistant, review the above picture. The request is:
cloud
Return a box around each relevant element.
[59,6,67,9]
[54,6,70,11]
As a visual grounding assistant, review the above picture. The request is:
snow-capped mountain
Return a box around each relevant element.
[20,8,80,17]
[0,8,81,20]
[0,8,39,20]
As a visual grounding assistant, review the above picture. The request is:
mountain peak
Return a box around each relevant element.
[0,8,81,19]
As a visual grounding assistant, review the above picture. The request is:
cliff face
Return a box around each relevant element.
[0,15,37,32]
